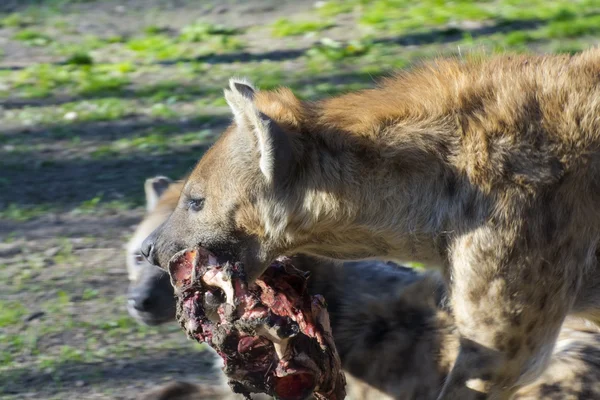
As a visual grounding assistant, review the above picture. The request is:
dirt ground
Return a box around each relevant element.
[1,0,599,399]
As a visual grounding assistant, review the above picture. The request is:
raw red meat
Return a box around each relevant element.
[167,247,346,400]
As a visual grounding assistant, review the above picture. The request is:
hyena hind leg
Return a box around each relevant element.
[438,230,581,400]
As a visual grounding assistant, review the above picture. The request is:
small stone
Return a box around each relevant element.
[63,111,78,121]
[75,380,85,387]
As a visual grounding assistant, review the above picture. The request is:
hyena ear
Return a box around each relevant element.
[144,176,172,212]
[224,77,293,185]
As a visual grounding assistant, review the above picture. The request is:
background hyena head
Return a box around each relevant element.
[126,176,182,326]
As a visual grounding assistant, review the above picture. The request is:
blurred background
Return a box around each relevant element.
[1,0,599,399]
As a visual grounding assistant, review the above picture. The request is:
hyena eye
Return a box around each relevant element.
[188,198,205,212]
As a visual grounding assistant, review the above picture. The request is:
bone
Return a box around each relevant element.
[202,268,236,306]
[257,325,291,359]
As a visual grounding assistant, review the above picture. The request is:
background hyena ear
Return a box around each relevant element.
[144,176,172,212]
[224,77,293,185]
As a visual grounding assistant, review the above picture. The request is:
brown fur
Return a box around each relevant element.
[143,49,600,399]
[136,177,600,400]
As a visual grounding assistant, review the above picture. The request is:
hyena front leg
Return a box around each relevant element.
[437,228,581,400]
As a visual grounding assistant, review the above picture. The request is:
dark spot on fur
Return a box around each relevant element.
[346,356,367,378]
[507,336,522,359]
[526,320,537,334]
[463,193,476,220]
[494,333,506,349]
[522,269,533,284]
[473,392,487,400]
[526,336,537,352]
[569,274,580,293]
[540,383,562,396]
[538,293,548,311]
[578,388,596,400]
[451,370,467,385]
[365,317,390,346]
[445,174,458,198]
[510,312,522,327]
[468,287,484,303]
[480,372,492,381]
[483,317,495,326]
[461,339,482,355]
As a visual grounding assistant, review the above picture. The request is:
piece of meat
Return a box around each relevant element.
[167,247,346,400]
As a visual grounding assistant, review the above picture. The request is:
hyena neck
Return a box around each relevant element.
[289,103,458,265]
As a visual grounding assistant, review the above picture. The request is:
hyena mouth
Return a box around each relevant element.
[166,247,346,400]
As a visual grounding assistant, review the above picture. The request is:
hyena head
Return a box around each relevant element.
[126,176,182,325]
[142,79,304,281]
[142,78,387,281]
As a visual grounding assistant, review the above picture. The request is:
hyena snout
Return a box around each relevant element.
[127,267,175,325]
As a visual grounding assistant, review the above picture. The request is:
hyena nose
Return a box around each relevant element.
[128,293,155,312]
[141,236,158,267]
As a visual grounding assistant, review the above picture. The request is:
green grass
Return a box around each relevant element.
[545,14,600,38]
[271,18,334,37]
[12,30,52,46]
[1,13,36,28]
[315,1,357,17]
[307,38,371,61]
[124,22,243,61]
[7,64,130,98]
[179,21,239,42]
[0,301,28,327]
[90,128,214,159]
[0,204,52,221]
[64,52,94,65]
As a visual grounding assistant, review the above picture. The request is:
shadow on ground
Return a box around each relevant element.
[0,347,217,397]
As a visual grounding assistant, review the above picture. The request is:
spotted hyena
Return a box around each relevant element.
[134,176,600,400]
[142,49,600,398]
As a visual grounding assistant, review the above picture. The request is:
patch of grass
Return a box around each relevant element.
[12,29,52,46]
[58,345,84,363]
[53,35,110,56]
[8,64,130,98]
[0,301,27,327]
[149,103,178,118]
[503,31,535,46]
[71,196,137,215]
[53,241,75,265]
[89,128,215,159]
[126,34,181,60]
[1,13,35,28]
[0,204,51,221]
[0,331,38,366]
[307,38,371,61]
[271,18,333,37]
[179,21,238,42]
[359,0,492,33]
[550,41,585,55]
[64,52,94,65]
[58,98,132,122]
[82,288,99,301]
[315,1,356,17]
[544,14,600,38]
[144,25,167,35]
[126,29,244,61]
